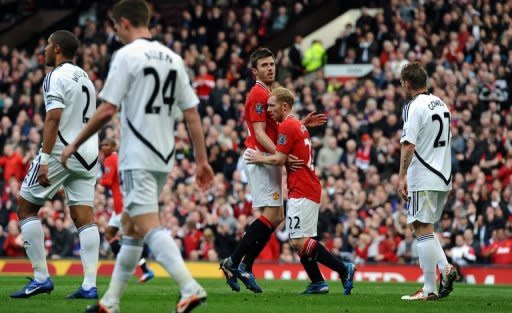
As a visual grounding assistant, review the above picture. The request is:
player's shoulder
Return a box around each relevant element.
[280,117,301,131]
[43,62,83,91]
[247,84,269,102]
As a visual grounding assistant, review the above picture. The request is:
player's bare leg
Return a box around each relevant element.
[291,237,355,295]
[11,197,54,298]
[67,205,100,299]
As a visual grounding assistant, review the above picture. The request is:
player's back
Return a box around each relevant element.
[43,62,98,172]
[278,117,321,203]
[244,82,277,152]
[108,39,198,172]
[403,93,452,191]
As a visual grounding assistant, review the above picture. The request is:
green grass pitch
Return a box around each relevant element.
[1,276,511,313]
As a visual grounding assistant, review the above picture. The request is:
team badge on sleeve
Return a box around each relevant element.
[255,103,264,114]
[278,134,287,145]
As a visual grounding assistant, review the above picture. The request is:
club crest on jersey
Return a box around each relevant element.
[255,103,264,114]
[278,134,287,145]
[272,192,280,200]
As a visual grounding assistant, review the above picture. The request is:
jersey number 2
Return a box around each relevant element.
[144,67,176,115]
[81,85,91,123]
[432,112,450,148]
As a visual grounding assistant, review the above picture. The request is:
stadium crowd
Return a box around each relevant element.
[0,0,511,271]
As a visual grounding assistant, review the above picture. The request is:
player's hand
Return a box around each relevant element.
[195,162,214,191]
[286,154,303,171]
[61,143,77,169]
[398,178,408,201]
[37,164,51,187]
[245,149,263,164]
[302,111,327,128]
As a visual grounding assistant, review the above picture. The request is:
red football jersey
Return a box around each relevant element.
[100,152,123,214]
[276,116,321,203]
[244,82,278,152]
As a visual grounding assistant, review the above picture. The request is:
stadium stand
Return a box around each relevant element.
[0,0,511,278]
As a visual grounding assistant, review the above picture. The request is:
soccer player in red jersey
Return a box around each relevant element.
[100,138,154,283]
[220,48,326,293]
[245,87,356,295]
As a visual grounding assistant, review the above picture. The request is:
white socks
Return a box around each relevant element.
[102,237,143,307]
[416,233,438,294]
[145,227,198,296]
[78,224,100,290]
[20,217,50,283]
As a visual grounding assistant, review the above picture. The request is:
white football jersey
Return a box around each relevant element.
[99,38,198,172]
[43,62,98,173]
[400,93,452,191]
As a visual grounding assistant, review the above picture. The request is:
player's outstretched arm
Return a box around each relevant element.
[38,108,63,187]
[183,107,214,191]
[61,102,118,168]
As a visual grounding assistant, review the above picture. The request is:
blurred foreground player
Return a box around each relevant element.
[61,1,214,312]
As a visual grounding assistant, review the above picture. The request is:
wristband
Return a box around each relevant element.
[40,153,50,165]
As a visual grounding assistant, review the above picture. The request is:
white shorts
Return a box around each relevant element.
[108,212,122,229]
[121,169,167,217]
[407,190,448,224]
[244,151,283,208]
[20,154,96,207]
[286,198,319,239]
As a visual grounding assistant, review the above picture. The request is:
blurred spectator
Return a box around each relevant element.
[3,220,23,257]
[396,228,418,264]
[302,39,326,73]
[317,136,343,171]
[483,227,512,264]
[49,219,73,259]
[447,233,477,266]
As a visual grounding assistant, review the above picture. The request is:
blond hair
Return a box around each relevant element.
[271,87,294,107]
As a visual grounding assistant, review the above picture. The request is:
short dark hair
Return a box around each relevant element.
[51,30,79,59]
[112,0,150,28]
[400,62,428,90]
[249,47,274,68]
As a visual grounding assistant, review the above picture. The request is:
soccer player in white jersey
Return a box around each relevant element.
[397,63,458,301]
[61,1,214,313]
[11,30,100,300]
